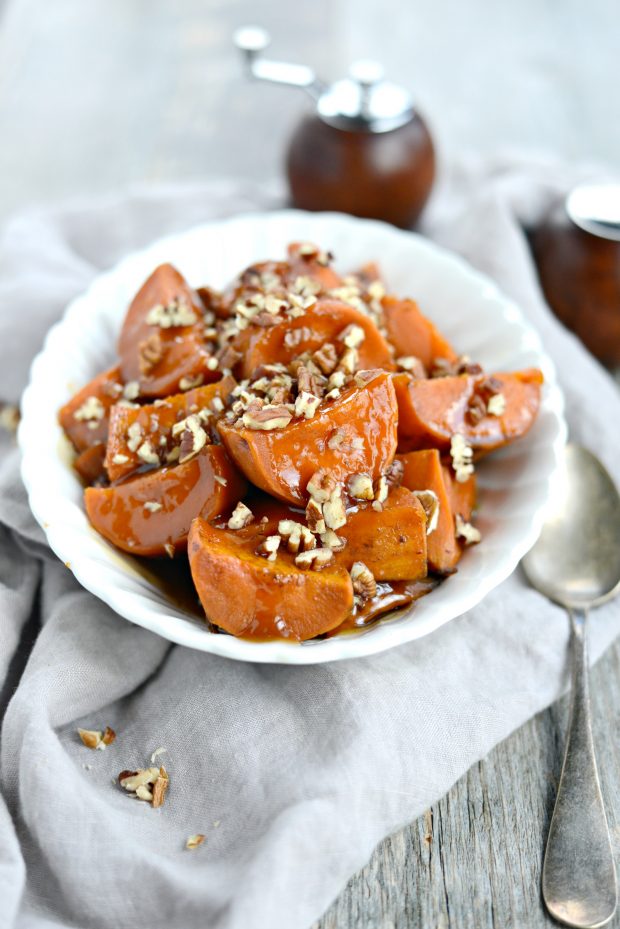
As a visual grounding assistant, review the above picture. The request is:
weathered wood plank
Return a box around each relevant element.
[313,637,620,929]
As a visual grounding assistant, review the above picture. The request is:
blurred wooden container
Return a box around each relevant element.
[530,184,620,366]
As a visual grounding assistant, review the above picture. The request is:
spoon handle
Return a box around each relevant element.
[542,608,617,928]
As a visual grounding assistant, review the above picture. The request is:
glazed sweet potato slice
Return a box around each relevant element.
[218,371,398,505]
[74,443,107,485]
[233,298,395,381]
[399,448,476,574]
[85,445,246,557]
[188,516,354,640]
[381,296,457,367]
[59,365,124,453]
[105,375,236,482]
[286,242,342,290]
[118,263,217,399]
[395,368,544,454]
[335,487,428,581]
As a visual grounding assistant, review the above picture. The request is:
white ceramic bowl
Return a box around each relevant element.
[19,210,567,664]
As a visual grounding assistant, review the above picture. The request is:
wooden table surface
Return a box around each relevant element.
[1,2,619,926]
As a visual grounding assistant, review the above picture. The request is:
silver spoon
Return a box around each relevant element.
[522,443,620,928]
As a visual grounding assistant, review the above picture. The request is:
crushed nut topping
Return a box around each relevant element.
[172,414,207,463]
[137,440,160,465]
[179,373,205,391]
[339,324,366,349]
[242,406,292,431]
[74,396,104,426]
[126,422,144,452]
[305,498,326,534]
[77,726,116,750]
[0,404,20,433]
[319,529,347,551]
[227,502,254,530]
[214,474,228,486]
[306,469,336,504]
[347,472,374,500]
[322,487,346,530]
[146,299,198,328]
[164,543,175,559]
[313,343,338,375]
[139,334,164,375]
[256,535,281,561]
[431,355,483,378]
[455,513,481,545]
[112,453,129,465]
[396,356,426,378]
[295,548,334,570]
[294,391,321,420]
[450,433,475,483]
[487,392,506,416]
[375,475,389,505]
[123,381,141,401]
[278,519,316,554]
[119,765,169,807]
[350,562,377,600]
[385,459,404,488]
[186,834,206,850]
[144,501,163,513]
[413,489,440,535]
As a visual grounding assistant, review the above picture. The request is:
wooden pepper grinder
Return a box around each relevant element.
[530,183,620,366]
[233,27,435,229]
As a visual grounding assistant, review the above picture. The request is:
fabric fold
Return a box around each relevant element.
[1,164,619,929]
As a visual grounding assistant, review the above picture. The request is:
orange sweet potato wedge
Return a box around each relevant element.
[399,448,476,574]
[443,463,476,524]
[59,365,124,453]
[381,296,457,367]
[118,263,217,398]
[105,375,236,482]
[395,368,543,454]
[234,298,395,381]
[286,242,342,290]
[335,486,428,581]
[74,443,107,485]
[218,370,398,505]
[188,515,354,640]
[85,445,246,557]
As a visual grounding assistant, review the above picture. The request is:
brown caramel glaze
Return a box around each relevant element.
[286,114,435,229]
[218,370,398,506]
[326,576,439,635]
[118,263,217,398]
[529,202,620,365]
[85,444,247,557]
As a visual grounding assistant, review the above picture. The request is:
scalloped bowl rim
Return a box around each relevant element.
[19,210,567,664]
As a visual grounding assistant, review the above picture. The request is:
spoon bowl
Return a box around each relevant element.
[522,443,620,929]
[522,444,620,609]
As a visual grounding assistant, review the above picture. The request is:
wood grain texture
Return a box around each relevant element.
[1,2,620,927]
[313,638,620,929]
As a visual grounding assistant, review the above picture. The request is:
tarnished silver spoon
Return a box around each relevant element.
[522,443,620,928]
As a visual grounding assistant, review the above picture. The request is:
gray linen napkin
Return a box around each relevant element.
[1,163,619,929]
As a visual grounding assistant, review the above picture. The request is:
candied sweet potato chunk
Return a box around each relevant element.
[59,365,124,453]
[233,298,395,381]
[398,449,476,574]
[85,445,246,557]
[188,515,354,640]
[74,443,107,485]
[105,375,236,482]
[381,296,457,367]
[118,263,216,398]
[395,368,543,454]
[218,371,398,506]
[335,487,428,581]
